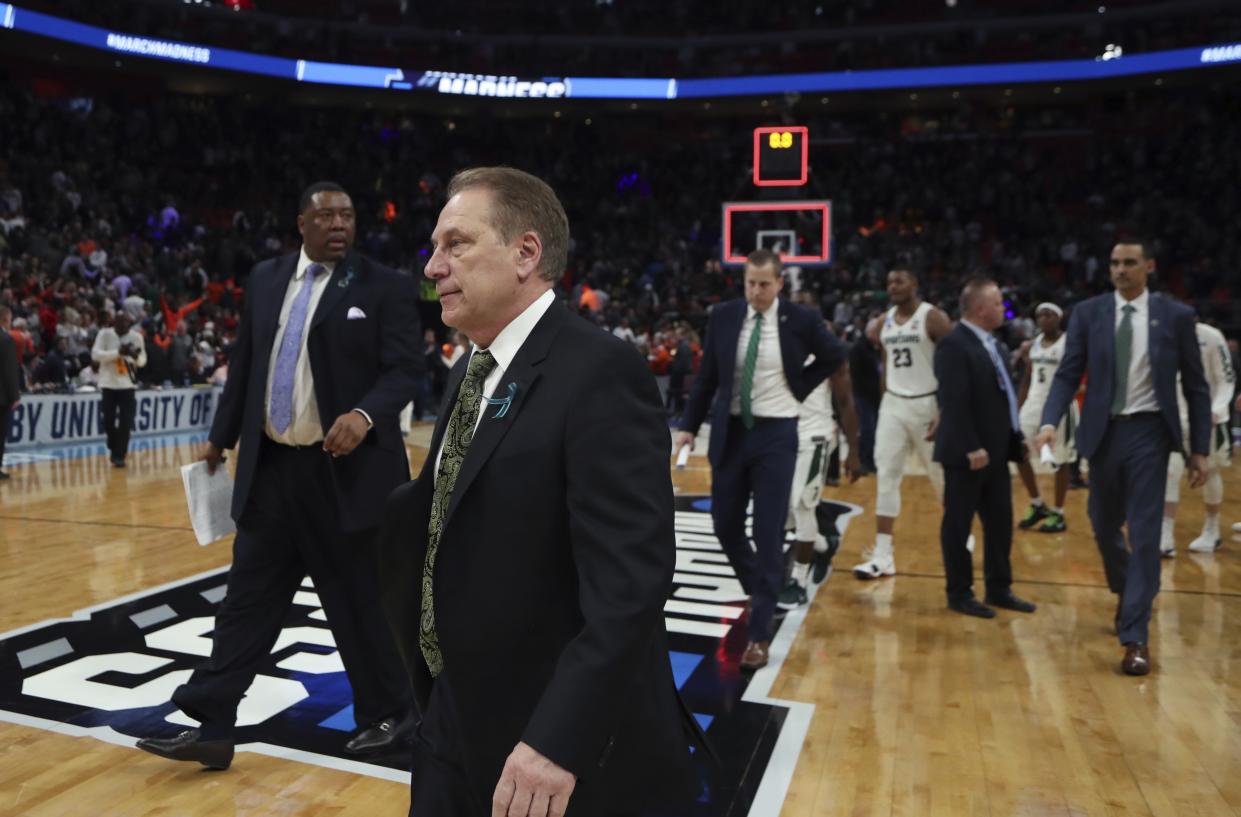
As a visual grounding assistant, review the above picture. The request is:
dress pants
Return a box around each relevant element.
[940,461,1014,603]
[710,417,798,643]
[173,438,408,730]
[1086,413,1171,645]
[100,387,137,461]
[0,404,11,469]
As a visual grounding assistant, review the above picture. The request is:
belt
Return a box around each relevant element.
[263,434,325,451]
[1110,411,1160,423]
[729,415,796,426]
[886,390,936,400]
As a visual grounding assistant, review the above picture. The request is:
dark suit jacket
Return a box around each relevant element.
[1041,291,1210,459]
[0,330,19,407]
[209,249,422,532]
[933,324,1024,468]
[377,301,700,814]
[680,298,847,466]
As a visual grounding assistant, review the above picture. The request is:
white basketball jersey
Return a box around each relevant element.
[881,301,938,397]
[1024,332,1065,410]
[1177,322,1236,424]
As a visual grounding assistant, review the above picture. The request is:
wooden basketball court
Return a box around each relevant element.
[1,431,1238,817]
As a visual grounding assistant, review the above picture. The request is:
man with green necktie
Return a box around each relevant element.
[676,250,849,670]
[1038,238,1210,677]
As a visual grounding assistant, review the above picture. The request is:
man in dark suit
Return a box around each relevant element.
[136,182,422,768]
[933,278,1037,619]
[1038,239,1209,676]
[675,250,849,670]
[0,304,19,479]
[377,167,701,817]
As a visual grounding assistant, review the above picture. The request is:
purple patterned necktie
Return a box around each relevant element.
[270,262,325,434]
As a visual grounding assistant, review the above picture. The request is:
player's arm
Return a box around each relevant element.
[828,365,862,482]
[1207,334,1234,423]
[1016,341,1033,408]
[926,306,953,342]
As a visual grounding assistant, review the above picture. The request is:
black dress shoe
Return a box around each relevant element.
[136,729,234,769]
[344,714,415,755]
[0,471,10,480]
[948,597,996,619]
[1122,642,1151,676]
[984,591,1037,613]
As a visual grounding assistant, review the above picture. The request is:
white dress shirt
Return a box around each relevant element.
[91,327,147,390]
[729,301,799,419]
[434,288,556,480]
[265,248,336,445]
[1114,289,1158,415]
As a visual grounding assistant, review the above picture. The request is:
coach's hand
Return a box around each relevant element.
[492,741,575,817]
[1187,453,1208,489]
[1034,424,1057,452]
[966,448,989,471]
[323,411,370,457]
[924,414,939,441]
[201,442,226,475]
[674,430,695,453]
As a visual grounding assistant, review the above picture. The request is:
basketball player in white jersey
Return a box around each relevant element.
[1161,320,1235,555]
[780,339,862,608]
[853,268,954,579]
[1014,303,1076,533]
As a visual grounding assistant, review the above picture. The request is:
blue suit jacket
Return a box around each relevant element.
[1040,291,1210,460]
[679,298,847,466]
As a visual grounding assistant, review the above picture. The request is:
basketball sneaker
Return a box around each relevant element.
[1188,533,1221,553]
[853,541,895,580]
[1019,503,1051,529]
[778,579,809,610]
[1038,511,1067,533]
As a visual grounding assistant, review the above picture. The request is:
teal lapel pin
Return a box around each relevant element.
[484,382,519,419]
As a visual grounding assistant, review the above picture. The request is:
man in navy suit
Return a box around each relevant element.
[1038,239,1209,676]
[137,182,423,767]
[676,250,848,670]
[933,278,1036,619]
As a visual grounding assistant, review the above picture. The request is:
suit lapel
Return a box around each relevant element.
[442,302,566,528]
[419,358,467,482]
[1098,293,1116,394]
[310,251,357,332]
[260,253,298,350]
[1147,292,1165,363]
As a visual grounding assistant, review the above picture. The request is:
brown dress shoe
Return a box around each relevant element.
[1121,643,1151,676]
[740,641,770,670]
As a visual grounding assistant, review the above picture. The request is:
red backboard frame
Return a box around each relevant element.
[721,200,832,266]
[752,126,809,187]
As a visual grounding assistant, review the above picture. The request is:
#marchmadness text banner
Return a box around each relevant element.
[5,388,222,450]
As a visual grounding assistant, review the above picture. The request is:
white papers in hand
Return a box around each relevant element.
[675,444,691,470]
[1039,443,1057,467]
[181,461,237,546]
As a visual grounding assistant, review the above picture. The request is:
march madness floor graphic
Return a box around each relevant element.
[0,495,859,816]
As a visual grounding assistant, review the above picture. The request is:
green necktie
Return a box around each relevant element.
[1111,304,1135,416]
[739,312,763,430]
[420,349,497,676]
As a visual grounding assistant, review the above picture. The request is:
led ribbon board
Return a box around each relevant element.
[2,3,1239,99]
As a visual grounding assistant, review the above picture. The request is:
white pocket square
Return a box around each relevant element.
[347,307,367,320]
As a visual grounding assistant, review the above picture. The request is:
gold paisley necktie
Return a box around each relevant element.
[419,349,497,676]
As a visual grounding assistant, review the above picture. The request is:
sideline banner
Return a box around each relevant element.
[5,387,222,450]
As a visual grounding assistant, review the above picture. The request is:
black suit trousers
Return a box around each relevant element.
[100,388,137,461]
[173,438,408,729]
[0,403,10,467]
[940,461,1014,602]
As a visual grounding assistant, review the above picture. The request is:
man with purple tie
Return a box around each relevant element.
[136,182,423,768]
